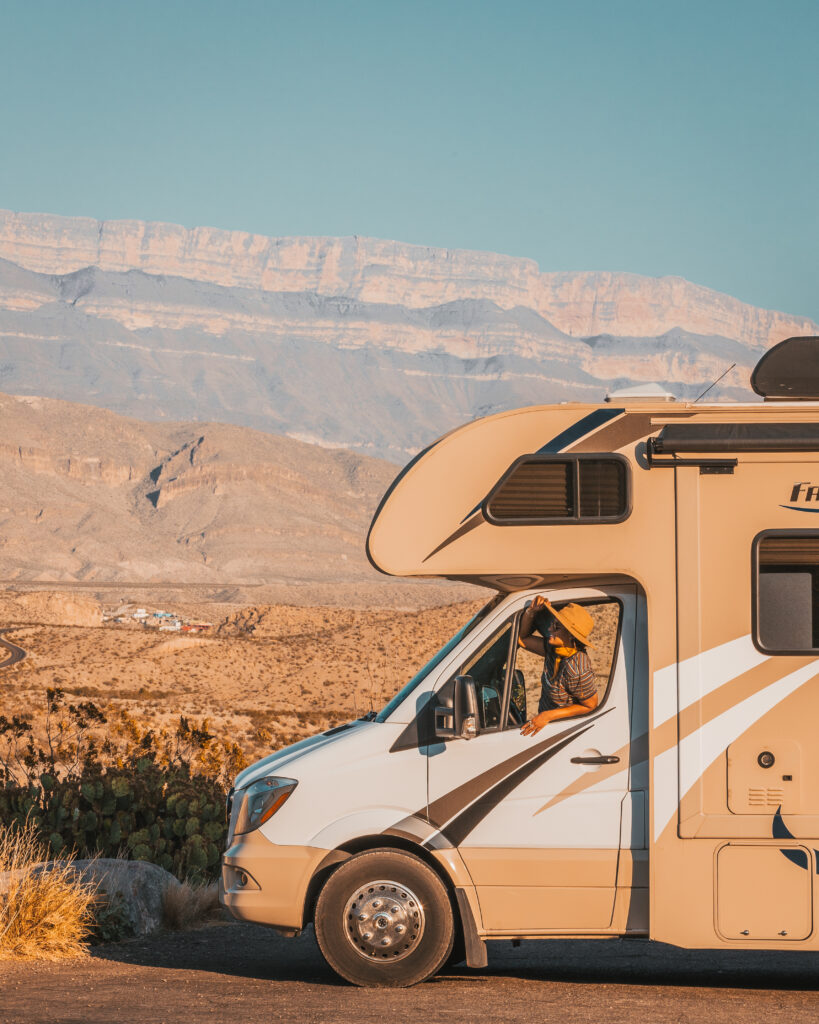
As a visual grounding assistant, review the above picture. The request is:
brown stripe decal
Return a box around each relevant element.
[438,726,594,846]
[422,510,485,563]
[421,409,632,563]
[408,710,613,848]
[422,719,594,827]
[568,411,696,454]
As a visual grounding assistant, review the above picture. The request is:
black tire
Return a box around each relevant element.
[444,929,466,968]
[314,848,454,987]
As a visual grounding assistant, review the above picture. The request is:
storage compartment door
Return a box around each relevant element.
[717,844,812,940]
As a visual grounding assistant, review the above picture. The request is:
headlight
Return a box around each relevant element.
[233,776,297,836]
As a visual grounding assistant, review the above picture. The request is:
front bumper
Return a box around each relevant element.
[219,828,328,932]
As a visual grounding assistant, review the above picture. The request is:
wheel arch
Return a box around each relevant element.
[301,834,461,930]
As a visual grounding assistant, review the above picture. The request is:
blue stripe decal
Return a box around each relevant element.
[780,505,819,514]
[535,408,624,454]
[772,806,814,870]
[459,501,484,525]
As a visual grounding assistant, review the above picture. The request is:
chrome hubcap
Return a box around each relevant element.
[343,879,425,961]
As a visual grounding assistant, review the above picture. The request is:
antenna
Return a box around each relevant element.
[694,363,736,403]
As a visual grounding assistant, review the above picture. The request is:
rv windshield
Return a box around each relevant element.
[375,594,503,723]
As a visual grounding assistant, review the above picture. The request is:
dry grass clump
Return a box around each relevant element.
[162,880,223,931]
[0,819,96,960]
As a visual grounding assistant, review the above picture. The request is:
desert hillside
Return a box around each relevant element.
[0,590,622,769]
[0,596,488,764]
[0,392,480,604]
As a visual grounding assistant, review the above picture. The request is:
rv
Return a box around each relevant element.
[220,337,819,987]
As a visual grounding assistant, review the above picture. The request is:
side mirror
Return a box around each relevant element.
[434,675,479,740]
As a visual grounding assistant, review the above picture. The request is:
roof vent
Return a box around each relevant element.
[751,337,819,401]
[604,382,677,403]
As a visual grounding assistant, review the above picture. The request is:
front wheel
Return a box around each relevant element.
[314,848,454,987]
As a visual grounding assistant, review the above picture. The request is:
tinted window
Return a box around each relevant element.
[487,461,574,520]
[755,534,819,653]
[485,456,628,524]
[578,460,627,518]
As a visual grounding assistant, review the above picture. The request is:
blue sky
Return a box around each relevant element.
[1,0,816,319]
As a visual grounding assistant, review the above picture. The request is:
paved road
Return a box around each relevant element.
[0,628,26,668]
[2,923,818,1024]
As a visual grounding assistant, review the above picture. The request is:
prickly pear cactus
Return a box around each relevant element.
[0,763,228,882]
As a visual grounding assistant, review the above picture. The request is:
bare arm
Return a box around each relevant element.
[520,692,598,736]
[518,596,546,656]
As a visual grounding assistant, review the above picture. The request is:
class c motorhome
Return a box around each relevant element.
[220,336,819,987]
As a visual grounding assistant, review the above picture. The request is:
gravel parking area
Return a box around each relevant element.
[2,923,819,1024]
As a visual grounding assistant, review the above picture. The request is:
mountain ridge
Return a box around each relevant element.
[0,210,814,461]
[0,209,814,346]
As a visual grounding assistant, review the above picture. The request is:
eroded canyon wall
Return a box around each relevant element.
[0,210,813,347]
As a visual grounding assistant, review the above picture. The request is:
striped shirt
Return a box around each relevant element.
[538,648,596,712]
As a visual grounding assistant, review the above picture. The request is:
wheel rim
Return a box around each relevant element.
[343,879,426,962]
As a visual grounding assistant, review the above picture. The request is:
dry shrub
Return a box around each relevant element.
[0,818,96,960]
[162,879,222,931]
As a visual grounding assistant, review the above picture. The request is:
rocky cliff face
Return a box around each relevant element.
[0,210,813,348]
[0,210,815,461]
[0,393,399,590]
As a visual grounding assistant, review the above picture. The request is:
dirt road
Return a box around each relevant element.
[3,923,818,1024]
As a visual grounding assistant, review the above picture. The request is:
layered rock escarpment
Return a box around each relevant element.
[0,210,815,461]
[0,209,813,347]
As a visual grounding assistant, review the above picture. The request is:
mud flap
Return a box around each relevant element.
[455,887,488,968]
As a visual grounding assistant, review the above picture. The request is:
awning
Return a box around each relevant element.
[653,422,819,454]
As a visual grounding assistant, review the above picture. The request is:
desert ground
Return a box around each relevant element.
[0,590,622,770]
[3,924,819,1024]
[0,590,489,768]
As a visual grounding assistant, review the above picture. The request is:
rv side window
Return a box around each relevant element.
[507,600,622,726]
[754,533,819,654]
[483,455,630,525]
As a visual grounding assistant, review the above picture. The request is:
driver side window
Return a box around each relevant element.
[441,597,622,736]
[506,598,622,726]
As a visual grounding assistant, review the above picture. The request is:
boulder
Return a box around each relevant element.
[0,857,181,937]
[69,858,178,935]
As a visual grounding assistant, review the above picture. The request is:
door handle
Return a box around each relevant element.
[570,755,620,765]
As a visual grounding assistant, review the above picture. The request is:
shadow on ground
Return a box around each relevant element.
[92,921,819,993]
